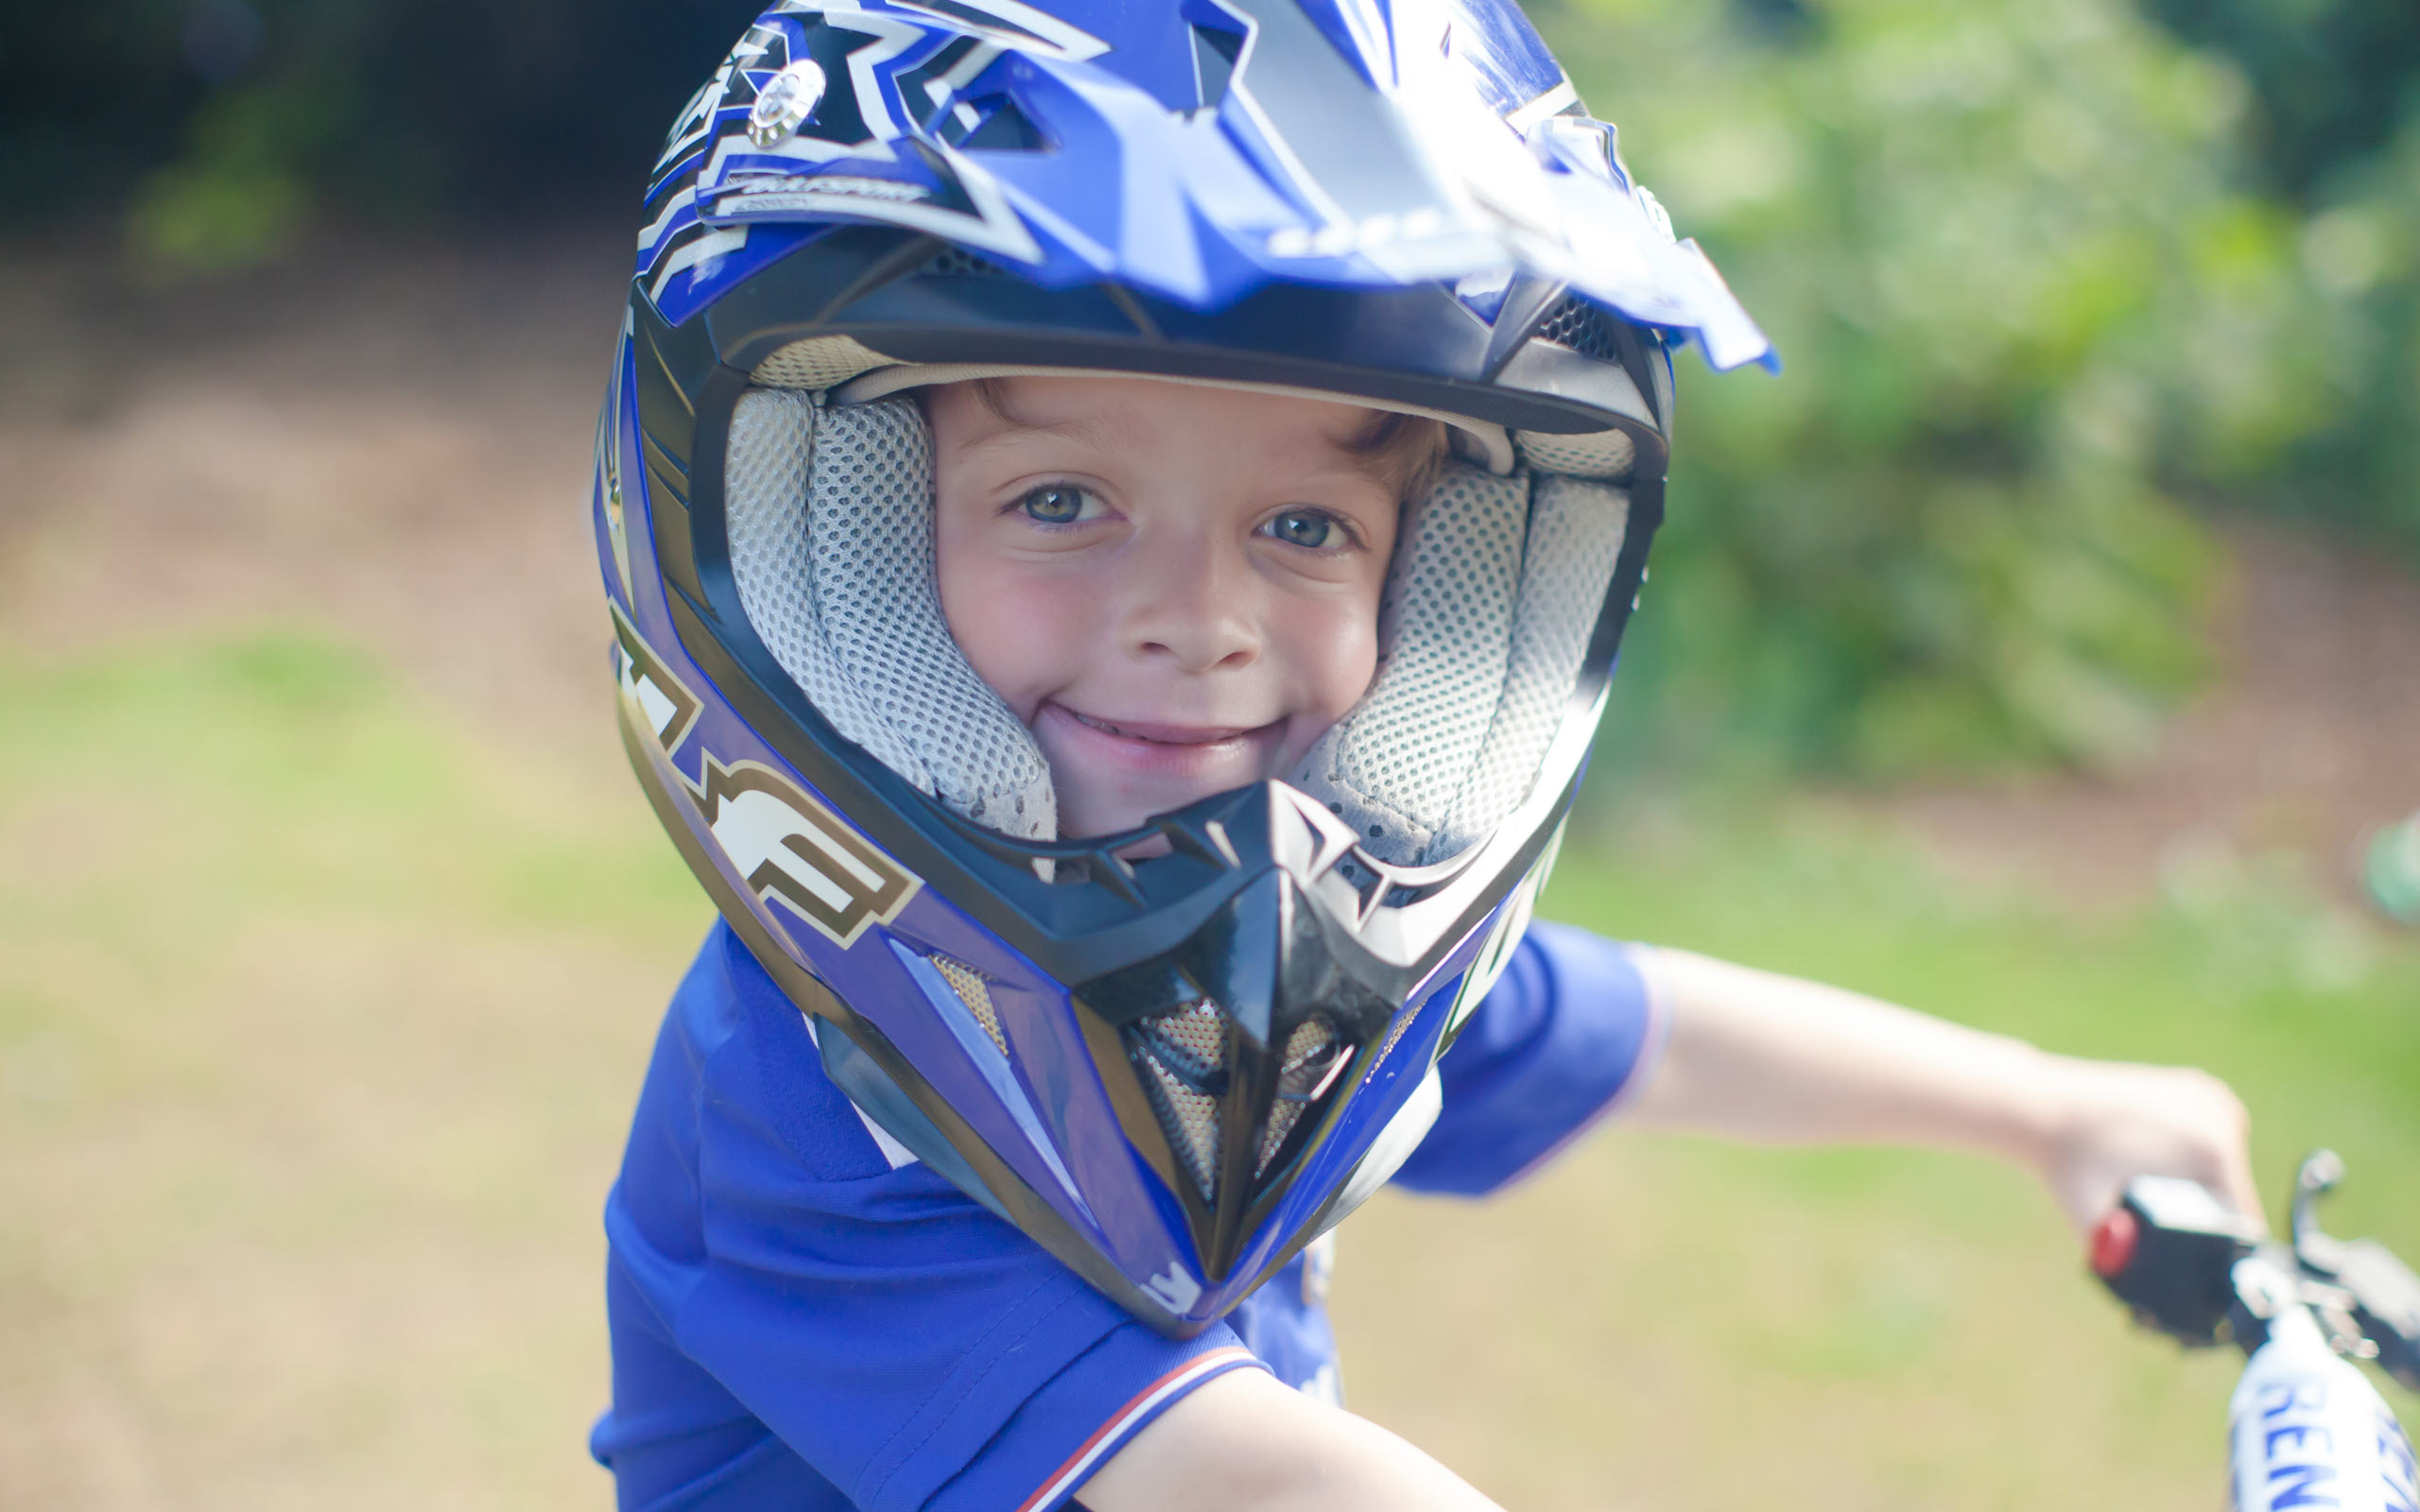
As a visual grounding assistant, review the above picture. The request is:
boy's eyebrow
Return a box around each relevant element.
[953,378,1132,452]
[944,378,1443,498]
[955,411,1127,451]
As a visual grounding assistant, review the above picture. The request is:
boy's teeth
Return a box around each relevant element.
[1066,709,1253,745]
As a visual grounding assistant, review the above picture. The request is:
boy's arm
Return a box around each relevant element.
[1624,948,2262,1234]
[1079,1367,1504,1512]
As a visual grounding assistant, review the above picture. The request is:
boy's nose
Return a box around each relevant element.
[1120,534,1260,675]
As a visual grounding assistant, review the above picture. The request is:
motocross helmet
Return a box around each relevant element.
[598,0,1769,1337]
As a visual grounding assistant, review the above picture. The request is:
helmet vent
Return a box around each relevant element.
[1125,1002,1354,1201]
[1534,296,1624,364]
[1127,1000,1228,1200]
[1189,23,1244,111]
[939,94,1046,153]
[1258,1014,1347,1171]
[930,954,1010,1057]
[922,246,1013,278]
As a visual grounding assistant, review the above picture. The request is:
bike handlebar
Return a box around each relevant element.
[2092,1149,2420,1386]
[2092,1152,2420,1512]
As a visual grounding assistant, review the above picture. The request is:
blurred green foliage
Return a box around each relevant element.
[2096,0,2420,565]
[2240,115,2420,549]
[2,0,2412,776]
[2140,0,2420,202]
[1544,0,2420,778]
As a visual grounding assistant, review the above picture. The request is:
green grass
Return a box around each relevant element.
[0,627,709,1512]
[2,627,2412,1509]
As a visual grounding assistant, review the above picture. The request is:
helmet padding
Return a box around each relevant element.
[722,386,1631,863]
[728,390,1059,839]
[1302,469,1631,866]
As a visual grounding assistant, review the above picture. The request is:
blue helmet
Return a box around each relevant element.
[598,0,1766,1335]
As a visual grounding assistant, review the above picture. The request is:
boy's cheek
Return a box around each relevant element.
[1279,599,1383,715]
[936,554,1092,718]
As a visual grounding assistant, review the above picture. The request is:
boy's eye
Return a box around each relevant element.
[1016,485,1100,525]
[1261,508,1347,550]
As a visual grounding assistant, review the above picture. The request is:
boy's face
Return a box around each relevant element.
[928,375,1403,839]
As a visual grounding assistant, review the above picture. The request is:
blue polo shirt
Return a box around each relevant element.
[593,919,1662,1511]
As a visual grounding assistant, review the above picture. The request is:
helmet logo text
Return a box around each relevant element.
[700,758,920,948]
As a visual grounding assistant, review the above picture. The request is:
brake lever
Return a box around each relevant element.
[2292,1148,2349,1273]
[2290,1149,2420,1392]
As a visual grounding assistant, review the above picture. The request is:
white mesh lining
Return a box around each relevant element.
[1294,470,1630,865]
[725,390,1057,839]
[752,335,898,390]
[930,954,1010,1057]
[1515,429,1637,481]
[1133,1001,1228,1198]
[1424,476,1631,859]
[723,383,1630,863]
[1290,462,1526,864]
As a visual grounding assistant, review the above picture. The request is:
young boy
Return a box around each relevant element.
[592,6,2256,1509]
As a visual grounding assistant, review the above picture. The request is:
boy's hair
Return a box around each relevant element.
[1345,410,1453,505]
[961,376,1453,505]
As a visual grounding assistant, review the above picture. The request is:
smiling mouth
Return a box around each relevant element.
[1063,708,1273,746]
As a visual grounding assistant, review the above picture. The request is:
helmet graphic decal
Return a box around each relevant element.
[890,0,1107,60]
[611,604,699,752]
[633,0,1771,364]
[697,758,922,949]
[615,606,920,954]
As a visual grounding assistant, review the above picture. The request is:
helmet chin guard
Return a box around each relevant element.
[598,0,1757,1333]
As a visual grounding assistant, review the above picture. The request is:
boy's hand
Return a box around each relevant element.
[2034,1057,2262,1239]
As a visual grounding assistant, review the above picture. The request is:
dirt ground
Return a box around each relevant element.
[0,227,628,779]
[6,226,2415,910]
[1876,523,2420,909]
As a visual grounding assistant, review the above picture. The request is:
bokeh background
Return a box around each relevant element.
[3,1,2416,1507]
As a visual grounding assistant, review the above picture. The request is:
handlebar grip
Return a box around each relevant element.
[2093,1177,2261,1348]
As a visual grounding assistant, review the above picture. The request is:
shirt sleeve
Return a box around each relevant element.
[598,926,1262,1512]
[1388,920,1667,1197]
